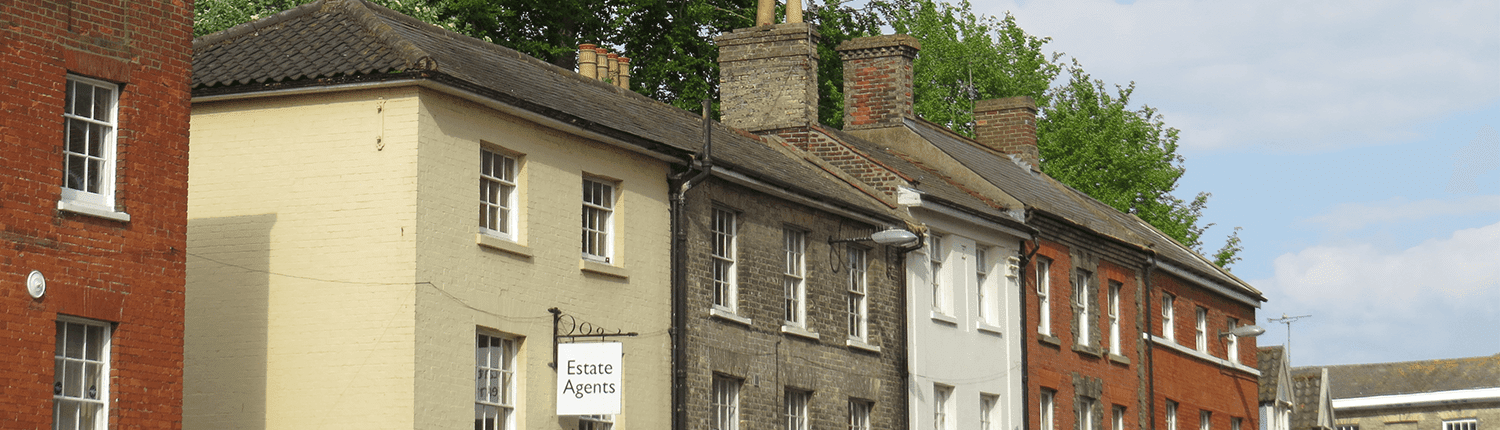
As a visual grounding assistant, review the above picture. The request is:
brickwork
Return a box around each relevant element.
[1028,234,1147,430]
[681,179,907,430]
[717,23,821,133]
[837,35,920,130]
[974,97,1041,170]
[0,1,191,429]
[1150,271,1260,430]
[769,127,908,196]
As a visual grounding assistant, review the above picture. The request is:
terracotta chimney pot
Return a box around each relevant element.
[578,44,598,79]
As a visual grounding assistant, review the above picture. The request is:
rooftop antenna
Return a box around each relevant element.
[1267,313,1312,358]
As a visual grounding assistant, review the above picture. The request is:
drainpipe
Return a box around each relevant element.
[669,100,714,430]
[1145,251,1158,430]
[1018,210,1041,430]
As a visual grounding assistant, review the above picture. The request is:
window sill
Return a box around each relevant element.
[1147,334,1260,376]
[1108,353,1131,365]
[976,322,1004,337]
[846,338,882,354]
[1072,343,1105,358]
[579,259,628,279]
[57,200,130,222]
[781,324,820,341]
[709,308,751,327]
[1038,334,1062,347]
[929,311,958,326]
[476,233,532,257]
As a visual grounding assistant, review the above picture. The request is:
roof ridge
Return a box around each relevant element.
[192,0,329,51]
[340,0,436,71]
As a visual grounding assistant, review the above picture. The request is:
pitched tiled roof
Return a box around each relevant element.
[1260,346,1289,402]
[1290,369,1332,430]
[906,118,1263,300]
[191,0,903,224]
[1308,354,1500,400]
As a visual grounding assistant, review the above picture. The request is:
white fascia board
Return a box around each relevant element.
[1333,388,1500,411]
[912,199,1030,240]
[1147,334,1261,376]
[193,79,686,164]
[709,167,895,228]
[1154,260,1262,308]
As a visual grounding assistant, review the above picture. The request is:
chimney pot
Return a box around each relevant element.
[578,44,598,79]
[616,56,631,89]
[594,48,609,82]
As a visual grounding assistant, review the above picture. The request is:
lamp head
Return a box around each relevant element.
[869,228,919,246]
[1221,324,1266,338]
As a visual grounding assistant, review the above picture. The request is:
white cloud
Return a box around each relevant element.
[1302,195,1500,231]
[971,0,1500,152]
[1252,220,1500,364]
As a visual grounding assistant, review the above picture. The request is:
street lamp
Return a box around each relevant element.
[1219,324,1266,338]
[829,227,920,247]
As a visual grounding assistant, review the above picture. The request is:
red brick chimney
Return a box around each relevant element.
[837,35,921,130]
[974,96,1040,171]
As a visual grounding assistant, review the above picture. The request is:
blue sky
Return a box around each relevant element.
[963,0,1500,366]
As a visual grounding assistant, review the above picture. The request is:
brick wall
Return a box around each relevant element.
[717,23,821,133]
[1027,234,1147,430]
[1150,271,1260,430]
[681,179,907,430]
[0,1,191,429]
[837,35,920,130]
[974,97,1041,170]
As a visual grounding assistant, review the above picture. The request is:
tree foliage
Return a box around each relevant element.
[875,0,1058,136]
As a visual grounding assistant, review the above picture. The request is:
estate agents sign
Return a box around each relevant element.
[556,342,622,415]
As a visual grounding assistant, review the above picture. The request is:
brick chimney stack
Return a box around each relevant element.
[717,23,821,133]
[837,35,921,130]
[974,96,1041,171]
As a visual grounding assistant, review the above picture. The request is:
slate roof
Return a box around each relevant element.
[815,125,1023,225]
[191,0,903,224]
[1260,346,1289,403]
[1309,354,1500,400]
[905,118,1263,300]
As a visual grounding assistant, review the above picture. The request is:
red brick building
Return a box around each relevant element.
[0,1,191,429]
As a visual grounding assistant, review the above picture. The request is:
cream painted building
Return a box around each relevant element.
[185,1,692,428]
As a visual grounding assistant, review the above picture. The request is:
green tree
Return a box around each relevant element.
[1036,59,1214,252]
[875,0,1058,136]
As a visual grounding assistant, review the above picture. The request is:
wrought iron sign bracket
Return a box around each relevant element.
[549,307,638,370]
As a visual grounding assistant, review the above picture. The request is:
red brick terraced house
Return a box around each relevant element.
[0,1,192,429]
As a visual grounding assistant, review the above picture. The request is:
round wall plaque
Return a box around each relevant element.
[26,270,46,299]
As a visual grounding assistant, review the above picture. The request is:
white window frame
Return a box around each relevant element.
[1443,419,1477,430]
[480,148,519,240]
[582,178,616,262]
[475,331,516,430]
[579,415,613,430]
[783,228,807,326]
[1202,411,1212,430]
[1232,417,1244,430]
[980,394,999,430]
[1079,397,1097,430]
[1108,282,1121,355]
[60,75,120,214]
[786,389,809,430]
[1037,258,1052,336]
[1226,317,1240,364]
[930,234,948,314]
[1167,401,1179,430]
[54,317,111,430]
[846,246,869,341]
[711,208,738,312]
[713,376,741,430]
[1195,307,1208,352]
[1040,389,1056,430]
[975,247,997,326]
[1075,269,1092,347]
[849,399,872,430]
[1114,405,1127,430]
[935,384,954,430]
[1162,294,1175,341]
